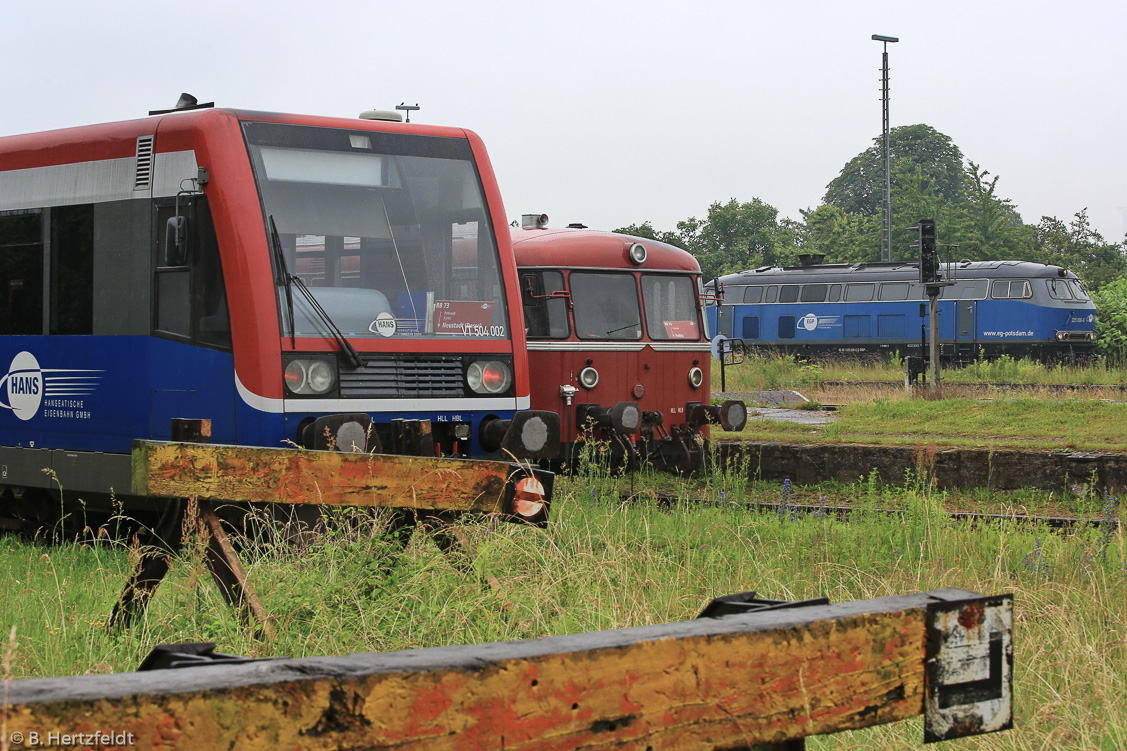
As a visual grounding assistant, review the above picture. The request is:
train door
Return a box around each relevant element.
[716,304,732,338]
[955,300,975,359]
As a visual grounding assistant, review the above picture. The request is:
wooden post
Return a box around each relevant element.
[13,589,1012,750]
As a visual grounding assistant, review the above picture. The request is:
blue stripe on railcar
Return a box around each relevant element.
[0,337,238,455]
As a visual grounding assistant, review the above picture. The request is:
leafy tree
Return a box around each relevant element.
[1090,277,1127,362]
[951,162,1033,261]
[800,204,881,263]
[675,198,781,280]
[1033,210,1127,290]
[612,221,685,249]
[823,124,965,215]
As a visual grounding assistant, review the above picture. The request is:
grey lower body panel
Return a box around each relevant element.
[0,446,132,499]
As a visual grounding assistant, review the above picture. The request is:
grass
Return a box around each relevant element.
[712,354,1127,453]
[716,352,1127,395]
[1,476,1124,749]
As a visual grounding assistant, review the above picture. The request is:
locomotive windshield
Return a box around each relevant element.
[244,122,508,340]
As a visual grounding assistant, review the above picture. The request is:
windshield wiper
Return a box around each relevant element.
[269,216,363,369]
[607,322,640,336]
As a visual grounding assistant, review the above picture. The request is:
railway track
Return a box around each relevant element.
[625,492,1118,532]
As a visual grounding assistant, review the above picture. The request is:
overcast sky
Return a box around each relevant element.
[4,1,1125,246]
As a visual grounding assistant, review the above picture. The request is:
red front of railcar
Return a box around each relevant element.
[513,225,745,472]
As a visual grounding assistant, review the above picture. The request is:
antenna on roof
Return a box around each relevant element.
[149,93,215,116]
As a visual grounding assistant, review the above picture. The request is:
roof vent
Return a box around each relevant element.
[797,253,825,267]
[359,109,404,122]
[522,214,549,229]
[567,223,588,229]
[134,136,154,190]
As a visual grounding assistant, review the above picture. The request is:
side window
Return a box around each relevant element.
[153,197,231,348]
[828,284,842,302]
[1046,278,1073,300]
[51,205,94,335]
[0,211,44,335]
[879,282,910,301]
[765,285,778,303]
[800,284,828,303]
[845,283,875,302]
[743,286,763,304]
[522,270,570,339]
[779,285,800,303]
[991,280,1009,299]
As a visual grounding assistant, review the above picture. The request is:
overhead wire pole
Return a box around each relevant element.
[873,34,898,263]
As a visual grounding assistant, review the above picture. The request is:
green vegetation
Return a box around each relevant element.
[616,124,1127,291]
[0,477,1124,749]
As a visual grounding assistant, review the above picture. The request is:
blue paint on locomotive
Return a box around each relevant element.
[705,260,1096,359]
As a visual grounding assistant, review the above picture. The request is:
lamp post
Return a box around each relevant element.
[872,34,898,263]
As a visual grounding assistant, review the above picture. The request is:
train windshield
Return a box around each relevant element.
[641,275,701,340]
[244,122,508,340]
[570,272,642,340]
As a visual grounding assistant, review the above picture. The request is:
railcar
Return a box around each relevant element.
[705,256,1097,362]
[0,99,558,521]
[513,219,746,473]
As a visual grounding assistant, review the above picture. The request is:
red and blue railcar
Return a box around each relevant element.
[0,102,556,518]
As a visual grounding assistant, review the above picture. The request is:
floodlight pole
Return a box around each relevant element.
[873,35,899,263]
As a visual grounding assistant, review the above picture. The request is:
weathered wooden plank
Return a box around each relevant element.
[131,440,547,514]
[3,589,991,750]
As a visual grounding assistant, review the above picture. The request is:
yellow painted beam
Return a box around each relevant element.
[131,440,549,514]
[2,589,998,750]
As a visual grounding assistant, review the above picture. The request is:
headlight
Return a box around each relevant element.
[688,366,704,388]
[579,366,599,389]
[284,358,337,396]
[627,242,647,265]
[467,360,512,394]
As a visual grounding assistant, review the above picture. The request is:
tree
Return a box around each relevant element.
[951,162,1032,261]
[675,198,780,280]
[1091,277,1127,362]
[800,204,881,263]
[613,221,685,249]
[1033,210,1127,290]
[823,124,965,216]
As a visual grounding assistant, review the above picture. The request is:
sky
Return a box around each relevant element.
[3,1,1125,245]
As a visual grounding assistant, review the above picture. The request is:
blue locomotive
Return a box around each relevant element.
[705,256,1097,362]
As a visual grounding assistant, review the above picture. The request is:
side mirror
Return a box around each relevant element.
[164,216,188,266]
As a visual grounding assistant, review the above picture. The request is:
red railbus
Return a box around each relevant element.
[512,220,745,473]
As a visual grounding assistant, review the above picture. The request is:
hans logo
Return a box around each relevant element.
[369,312,397,338]
[0,352,103,422]
[0,352,44,421]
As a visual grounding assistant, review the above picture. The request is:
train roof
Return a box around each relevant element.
[511,226,701,273]
[0,107,477,169]
[713,259,1083,286]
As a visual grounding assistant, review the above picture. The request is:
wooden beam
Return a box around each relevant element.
[130,440,551,515]
[3,589,1009,750]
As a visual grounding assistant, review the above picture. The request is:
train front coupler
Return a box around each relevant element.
[479,411,562,461]
[686,399,749,432]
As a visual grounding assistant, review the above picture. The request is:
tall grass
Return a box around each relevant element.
[0,478,1123,748]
